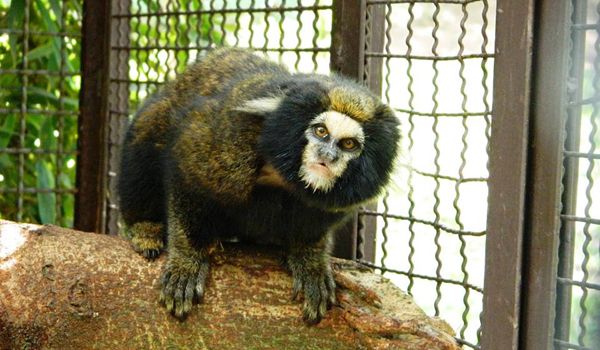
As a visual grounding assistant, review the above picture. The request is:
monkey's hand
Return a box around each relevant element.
[159,257,209,319]
[289,254,337,324]
[128,222,164,260]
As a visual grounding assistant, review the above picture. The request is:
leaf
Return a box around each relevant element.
[26,87,78,109]
[70,0,82,16]
[0,154,13,170]
[25,42,55,62]
[26,86,58,105]
[33,0,58,32]
[6,0,25,63]
[35,160,56,224]
[48,0,61,23]
[58,172,74,227]
[0,114,17,148]
[33,0,74,73]
[40,115,56,150]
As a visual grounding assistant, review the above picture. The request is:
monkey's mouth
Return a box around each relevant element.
[308,162,334,178]
[299,160,338,193]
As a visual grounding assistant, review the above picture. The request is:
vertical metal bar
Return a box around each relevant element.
[276,2,286,72]
[555,0,586,342]
[329,0,366,259]
[164,0,174,81]
[56,0,67,226]
[330,0,365,79]
[378,2,395,273]
[363,4,385,95]
[106,0,131,235]
[233,0,242,47]
[75,0,112,233]
[293,0,302,70]
[481,0,535,348]
[520,0,572,349]
[17,0,30,222]
[359,3,385,263]
[357,207,377,261]
[263,1,271,52]
[456,2,472,339]
[404,1,417,295]
[478,0,492,343]
[310,2,319,70]
[573,2,599,344]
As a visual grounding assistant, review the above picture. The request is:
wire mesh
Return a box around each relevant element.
[0,0,81,227]
[106,0,333,234]
[360,1,494,348]
[0,0,506,348]
[1,0,596,347]
[554,1,600,349]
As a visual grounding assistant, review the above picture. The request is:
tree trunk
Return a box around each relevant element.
[0,220,459,350]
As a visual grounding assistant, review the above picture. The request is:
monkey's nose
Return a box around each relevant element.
[317,147,339,163]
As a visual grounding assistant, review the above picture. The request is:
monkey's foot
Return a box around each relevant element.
[129,222,164,260]
[291,265,337,325]
[159,260,209,319]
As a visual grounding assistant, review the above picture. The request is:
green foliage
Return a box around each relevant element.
[0,0,221,226]
[0,0,80,226]
[127,0,224,108]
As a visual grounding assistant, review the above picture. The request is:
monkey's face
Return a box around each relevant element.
[299,111,364,193]
[253,77,400,209]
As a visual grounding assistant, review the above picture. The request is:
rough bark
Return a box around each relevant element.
[0,220,459,350]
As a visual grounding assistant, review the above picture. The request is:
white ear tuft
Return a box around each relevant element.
[235,96,283,115]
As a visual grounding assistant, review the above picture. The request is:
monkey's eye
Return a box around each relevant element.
[314,125,329,139]
[340,138,359,151]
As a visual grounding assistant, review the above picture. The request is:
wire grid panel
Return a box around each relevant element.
[0,0,81,227]
[360,1,495,348]
[106,0,333,234]
[555,1,600,349]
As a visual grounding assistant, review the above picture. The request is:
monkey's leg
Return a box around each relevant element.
[287,233,337,324]
[128,222,164,260]
[118,133,166,259]
[159,204,212,319]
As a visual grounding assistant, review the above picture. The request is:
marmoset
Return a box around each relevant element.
[118,48,399,324]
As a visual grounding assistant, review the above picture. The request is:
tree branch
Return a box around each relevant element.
[0,220,459,349]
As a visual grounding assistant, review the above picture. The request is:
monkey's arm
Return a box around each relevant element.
[159,195,212,318]
[286,233,337,324]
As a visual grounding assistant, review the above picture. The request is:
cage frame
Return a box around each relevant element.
[70,0,598,349]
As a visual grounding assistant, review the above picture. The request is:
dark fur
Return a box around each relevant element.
[118,48,399,323]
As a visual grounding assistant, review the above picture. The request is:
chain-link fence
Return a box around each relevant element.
[0,0,80,227]
[359,1,494,348]
[554,1,600,349]
[4,1,598,349]
[2,0,494,348]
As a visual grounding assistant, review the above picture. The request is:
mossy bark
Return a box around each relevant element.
[0,221,459,350]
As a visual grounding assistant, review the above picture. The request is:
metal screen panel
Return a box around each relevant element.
[0,0,81,227]
[555,1,600,349]
[360,1,495,349]
[107,0,333,234]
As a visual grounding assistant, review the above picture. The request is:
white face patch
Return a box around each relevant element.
[299,111,364,193]
[312,111,365,143]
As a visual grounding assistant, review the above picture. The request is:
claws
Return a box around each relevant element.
[142,248,161,260]
[159,261,209,319]
[128,222,164,260]
[131,237,164,260]
[292,267,337,325]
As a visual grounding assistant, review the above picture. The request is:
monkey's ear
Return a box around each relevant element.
[235,96,283,116]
